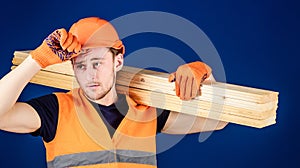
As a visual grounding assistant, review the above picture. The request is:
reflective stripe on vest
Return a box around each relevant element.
[47,149,157,168]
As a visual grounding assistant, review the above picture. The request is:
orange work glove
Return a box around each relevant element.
[30,28,81,68]
[168,61,212,100]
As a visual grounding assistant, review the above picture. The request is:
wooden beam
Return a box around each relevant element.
[11,51,279,128]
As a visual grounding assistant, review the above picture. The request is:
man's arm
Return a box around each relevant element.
[0,28,81,133]
[161,111,228,134]
[0,56,42,133]
[163,65,228,134]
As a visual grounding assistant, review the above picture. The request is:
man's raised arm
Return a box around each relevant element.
[0,28,81,133]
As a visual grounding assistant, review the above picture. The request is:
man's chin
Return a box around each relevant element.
[82,84,114,101]
[84,91,105,101]
[86,94,101,101]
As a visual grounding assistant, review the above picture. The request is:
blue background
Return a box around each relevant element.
[0,0,299,167]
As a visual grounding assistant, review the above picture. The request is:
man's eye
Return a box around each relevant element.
[93,62,102,68]
[76,64,86,69]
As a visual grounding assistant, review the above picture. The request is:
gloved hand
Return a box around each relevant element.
[30,28,81,68]
[168,61,212,100]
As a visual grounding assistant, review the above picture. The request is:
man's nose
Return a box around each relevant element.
[86,65,97,80]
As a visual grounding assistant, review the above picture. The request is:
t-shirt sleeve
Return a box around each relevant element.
[25,94,59,142]
[156,109,170,133]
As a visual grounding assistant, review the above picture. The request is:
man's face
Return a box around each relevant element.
[73,47,116,100]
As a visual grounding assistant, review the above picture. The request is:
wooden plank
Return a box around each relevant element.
[11,50,279,128]
[14,53,277,113]
[13,51,279,104]
[13,52,74,76]
[11,65,275,120]
[118,66,278,104]
[117,85,276,128]
[11,66,276,128]
[116,72,278,112]
[11,66,77,89]
[13,51,278,112]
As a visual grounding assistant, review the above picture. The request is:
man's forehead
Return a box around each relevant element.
[75,47,110,61]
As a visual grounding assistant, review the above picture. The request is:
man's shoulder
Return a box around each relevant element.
[54,88,78,99]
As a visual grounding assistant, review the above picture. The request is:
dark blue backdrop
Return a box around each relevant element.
[0,0,299,167]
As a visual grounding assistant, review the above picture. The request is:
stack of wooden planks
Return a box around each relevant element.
[11,50,279,128]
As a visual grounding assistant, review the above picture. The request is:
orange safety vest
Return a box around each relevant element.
[44,88,157,168]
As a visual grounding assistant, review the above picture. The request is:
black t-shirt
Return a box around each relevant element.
[26,94,170,142]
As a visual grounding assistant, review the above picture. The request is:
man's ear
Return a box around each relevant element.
[115,53,124,72]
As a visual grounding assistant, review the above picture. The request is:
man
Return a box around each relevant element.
[0,17,227,167]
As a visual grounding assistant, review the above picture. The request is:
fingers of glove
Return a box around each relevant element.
[191,77,198,98]
[184,77,194,100]
[175,69,189,99]
[191,69,205,85]
[177,73,201,100]
[181,76,197,100]
[168,72,176,82]
[46,30,62,49]
[61,32,74,50]
[179,76,188,100]
[204,64,212,76]
[65,36,80,52]
[175,73,181,97]
[172,61,212,100]
[74,43,82,54]
[198,85,202,97]
[57,28,68,46]
[66,43,82,60]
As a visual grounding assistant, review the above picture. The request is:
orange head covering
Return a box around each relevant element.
[69,17,125,54]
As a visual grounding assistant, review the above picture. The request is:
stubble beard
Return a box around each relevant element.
[83,67,116,101]
[86,78,115,101]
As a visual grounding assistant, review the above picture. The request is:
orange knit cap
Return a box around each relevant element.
[69,17,125,54]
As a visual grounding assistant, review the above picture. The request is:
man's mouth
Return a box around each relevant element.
[86,83,101,89]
